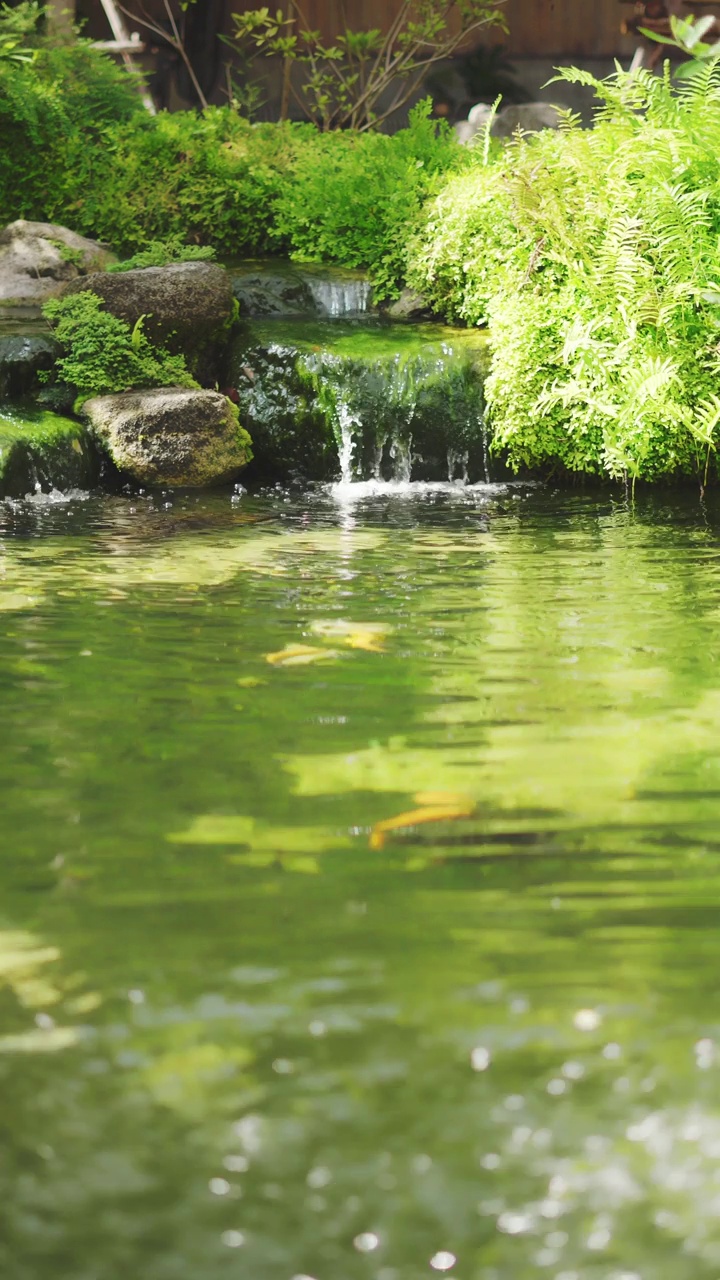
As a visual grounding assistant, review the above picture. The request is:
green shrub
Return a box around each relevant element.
[107,238,217,272]
[409,65,720,483]
[273,101,464,301]
[43,292,198,405]
[65,109,310,256]
[0,14,144,225]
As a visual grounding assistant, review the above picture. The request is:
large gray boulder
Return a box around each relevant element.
[83,387,252,488]
[64,261,234,352]
[0,221,113,315]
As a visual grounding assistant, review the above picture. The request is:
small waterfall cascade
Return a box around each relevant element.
[306,277,373,318]
[226,318,490,484]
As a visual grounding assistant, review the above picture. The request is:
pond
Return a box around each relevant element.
[2,479,720,1279]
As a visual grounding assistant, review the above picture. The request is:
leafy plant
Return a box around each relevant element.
[0,0,40,63]
[43,291,198,405]
[108,238,217,272]
[409,60,720,484]
[274,99,463,299]
[230,0,505,131]
[640,12,720,78]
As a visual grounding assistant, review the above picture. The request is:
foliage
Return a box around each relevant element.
[0,11,144,225]
[408,60,720,484]
[0,0,40,63]
[43,292,197,405]
[50,108,310,256]
[274,100,463,300]
[230,0,505,131]
[641,12,720,79]
[108,238,217,272]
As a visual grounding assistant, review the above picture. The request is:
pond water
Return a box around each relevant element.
[2,480,720,1279]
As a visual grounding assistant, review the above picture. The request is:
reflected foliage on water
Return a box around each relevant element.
[2,483,720,1278]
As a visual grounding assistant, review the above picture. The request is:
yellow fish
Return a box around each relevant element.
[310,619,391,653]
[265,644,341,667]
[370,798,476,851]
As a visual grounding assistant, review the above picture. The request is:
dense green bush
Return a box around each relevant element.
[0,9,143,225]
[274,101,463,300]
[409,65,720,484]
[43,292,197,405]
[66,109,310,257]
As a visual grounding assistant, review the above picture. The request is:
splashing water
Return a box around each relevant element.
[335,401,359,484]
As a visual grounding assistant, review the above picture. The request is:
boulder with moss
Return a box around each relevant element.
[82,388,252,488]
[0,221,114,317]
[0,407,97,497]
[64,263,235,379]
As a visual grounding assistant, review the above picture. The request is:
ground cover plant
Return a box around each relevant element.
[43,292,197,406]
[408,58,720,485]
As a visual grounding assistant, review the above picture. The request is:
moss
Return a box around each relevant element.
[0,407,97,496]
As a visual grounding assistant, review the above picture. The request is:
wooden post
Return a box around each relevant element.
[45,0,74,36]
[97,0,157,114]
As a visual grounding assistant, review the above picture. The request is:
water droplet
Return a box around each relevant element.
[471,1046,491,1071]
[497,1212,532,1235]
[546,1078,567,1096]
[127,989,144,1004]
[272,1058,294,1074]
[209,1178,231,1196]
[354,1232,380,1253]
[573,1008,601,1031]
[430,1251,457,1271]
[223,1155,249,1173]
[221,1230,245,1248]
[307,1166,332,1189]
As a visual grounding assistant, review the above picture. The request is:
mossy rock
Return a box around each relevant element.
[0,407,97,497]
[225,319,489,482]
[82,388,252,488]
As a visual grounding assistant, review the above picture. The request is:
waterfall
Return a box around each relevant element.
[336,401,359,484]
[307,278,372,318]
[389,433,413,483]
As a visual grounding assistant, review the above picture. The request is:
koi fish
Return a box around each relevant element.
[265,643,341,667]
[370,798,476,851]
[310,619,391,653]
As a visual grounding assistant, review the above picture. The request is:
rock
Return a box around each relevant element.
[64,262,235,355]
[230,262,373,319]
[0,221,113,316]
[82,387,252,488]
[453,120,477,146]
[0,406,97,497]
[457,101,563,145]
[386,288,432,321]
[230,265,317,318]
[492,102,562,138]
[0,333,62,397]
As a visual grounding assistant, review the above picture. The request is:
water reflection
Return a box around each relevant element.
[1,484,720,1277]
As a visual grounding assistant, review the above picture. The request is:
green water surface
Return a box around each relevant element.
[2,482,720,1279]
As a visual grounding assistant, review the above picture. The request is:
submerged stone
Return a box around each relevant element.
[0,406,96,497]
[82,388,252,488]
[225,319,489,482]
